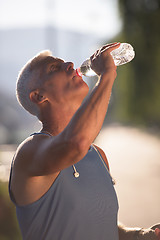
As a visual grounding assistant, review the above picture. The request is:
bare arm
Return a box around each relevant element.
[65,43,120,151]
[17,43,120,176]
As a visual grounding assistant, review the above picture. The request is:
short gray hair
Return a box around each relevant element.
[16,50,52,117]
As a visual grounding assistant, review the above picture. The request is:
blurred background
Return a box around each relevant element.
[0,0,160,239]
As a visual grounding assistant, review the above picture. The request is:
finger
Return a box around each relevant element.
[90,42,120,59]
[90,49,101,60]
[151,224,160,230]
[100,42,120,51]
[101,42,121,54]
[90,51,98,60]
[155,228,160,239]
[155,228,160,234]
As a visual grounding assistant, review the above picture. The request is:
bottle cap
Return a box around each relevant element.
[76,68,82,77]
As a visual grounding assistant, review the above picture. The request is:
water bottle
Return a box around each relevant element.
[76,43,135,77]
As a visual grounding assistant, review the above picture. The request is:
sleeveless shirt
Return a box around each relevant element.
[9,133,119,240]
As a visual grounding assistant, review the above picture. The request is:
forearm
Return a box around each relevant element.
[118,223,158,240]
[65,70,116,149]
[40,43,120,172]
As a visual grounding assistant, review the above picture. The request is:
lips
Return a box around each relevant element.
[72,69,82,79]
[76,68,82,77]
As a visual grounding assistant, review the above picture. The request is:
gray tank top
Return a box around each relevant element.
[9,133,119,240]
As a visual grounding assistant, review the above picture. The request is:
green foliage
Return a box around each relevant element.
[0,182,21,240]
[107,0,160,128]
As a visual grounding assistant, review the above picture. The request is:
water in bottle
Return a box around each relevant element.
[76,43,135,77]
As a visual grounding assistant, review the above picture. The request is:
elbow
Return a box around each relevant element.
[68,136,90,160]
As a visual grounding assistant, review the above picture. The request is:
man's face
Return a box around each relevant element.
[38,56,89,106]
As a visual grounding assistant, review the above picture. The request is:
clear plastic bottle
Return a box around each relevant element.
[76,43,135,77]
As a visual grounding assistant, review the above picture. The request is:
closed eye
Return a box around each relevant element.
[50,63,61,72]
[48,58,64,73]
[50,64,57,71]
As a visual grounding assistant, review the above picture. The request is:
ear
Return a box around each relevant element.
[29,90,48,105]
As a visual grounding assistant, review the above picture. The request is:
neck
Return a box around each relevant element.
[40,103,78,136]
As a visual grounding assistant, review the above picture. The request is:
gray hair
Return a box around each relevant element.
[16,50,52,117]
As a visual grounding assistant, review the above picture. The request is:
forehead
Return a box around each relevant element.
[31,56,64,71]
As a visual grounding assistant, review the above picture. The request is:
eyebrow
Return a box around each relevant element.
[46,57,64,65]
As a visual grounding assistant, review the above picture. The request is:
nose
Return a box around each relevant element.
[65,62,74,72]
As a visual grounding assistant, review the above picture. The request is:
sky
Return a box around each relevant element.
[0,0,122,39]
[0,0,122,94]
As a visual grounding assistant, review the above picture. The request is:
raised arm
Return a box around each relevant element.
[16,43,120,176]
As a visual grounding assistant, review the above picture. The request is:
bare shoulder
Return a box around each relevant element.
[10,134,59,206]
[13,134,50,173]
[93,144,110,171]
[13,130,89,179]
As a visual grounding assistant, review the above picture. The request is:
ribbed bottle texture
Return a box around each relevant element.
[77,43,135,77]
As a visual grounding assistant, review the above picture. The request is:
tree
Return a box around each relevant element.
[109,0,160,128]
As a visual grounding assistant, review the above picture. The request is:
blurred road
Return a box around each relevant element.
[96,125,160,228]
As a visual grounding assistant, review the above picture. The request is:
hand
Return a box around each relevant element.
[151,224,160,239]
[90,42,121,76]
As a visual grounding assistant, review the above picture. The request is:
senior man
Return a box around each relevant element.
[9,42,160,240]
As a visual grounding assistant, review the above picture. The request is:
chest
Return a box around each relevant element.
[54,148,119,219]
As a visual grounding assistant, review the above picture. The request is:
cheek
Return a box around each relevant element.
[48,82,70,103]
[44,75,64,95]
[48,85,64,102]
[63,81,72,92]
[44,72,81,102]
